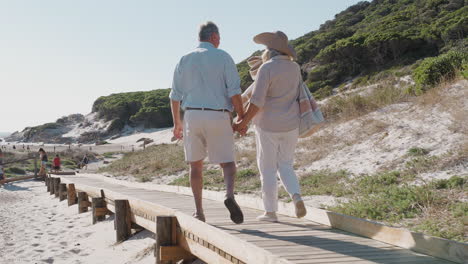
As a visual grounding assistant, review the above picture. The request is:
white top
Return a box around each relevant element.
[248,56,301,132]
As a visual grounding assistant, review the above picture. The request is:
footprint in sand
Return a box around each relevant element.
[41,257,54,264]
[60,242,67,246]
[31,243,40,247]
[35,249,45,253]
[69,249,81,254]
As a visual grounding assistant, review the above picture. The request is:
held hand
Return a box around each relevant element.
[233,120,248,137]
[172,121,183,140]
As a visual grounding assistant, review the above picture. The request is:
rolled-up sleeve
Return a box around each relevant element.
[224,54,242,98]
[249,65,270,108]
[169,61,183,101]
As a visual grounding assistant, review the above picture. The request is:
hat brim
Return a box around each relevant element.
[253,32,297,59]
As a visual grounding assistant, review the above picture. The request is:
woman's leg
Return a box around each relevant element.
[277,128,301,198]
[255,126,279,213]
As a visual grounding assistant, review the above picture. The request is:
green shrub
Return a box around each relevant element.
[433,176,466,189]
[407,147,430,156]
[331,184,439,221]
[5,167,26,175]
[413,50,467,91]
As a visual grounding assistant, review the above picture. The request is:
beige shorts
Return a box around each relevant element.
[183,110,235,164]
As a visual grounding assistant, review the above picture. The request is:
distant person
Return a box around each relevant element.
[233,31,307,222]
[169,21,244,224]
[81,154,89,170]
[52,154,61,172]
[38,148,48,177]
[0,149,5,185]
[26,145,30,152]
[12,145,16,150]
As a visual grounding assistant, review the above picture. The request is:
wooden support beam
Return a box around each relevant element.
[67,184,77,206]
[115,199,132,242]
[78,192,89,213]
[160,246,194,262]
[155,216,175,264]
[92,197,106,224]
[53,178,61,198]
[59,183,67,201]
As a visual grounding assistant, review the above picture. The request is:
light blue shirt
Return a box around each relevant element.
[169,42,241,111]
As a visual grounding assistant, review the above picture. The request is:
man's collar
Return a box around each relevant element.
[198,42,215,49]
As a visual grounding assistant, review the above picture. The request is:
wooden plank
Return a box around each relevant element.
[3,175,36,183]
[175,212,293,264]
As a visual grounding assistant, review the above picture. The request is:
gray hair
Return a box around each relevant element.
[262,48,286,62]
[199,21,219,41]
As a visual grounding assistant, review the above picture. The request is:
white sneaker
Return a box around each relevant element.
[293,194,307,218]
[256,212,278,222]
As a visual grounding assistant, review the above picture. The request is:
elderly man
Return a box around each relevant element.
[169,21,244,224]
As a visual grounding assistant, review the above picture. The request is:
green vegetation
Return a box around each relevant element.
[5,167,26,175]
[92,89,172,132]
[99,144,186,182]
[237,0,467,97]
[407,147,430,156]
[412,50,467,94]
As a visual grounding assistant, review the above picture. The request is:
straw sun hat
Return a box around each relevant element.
[253,31,297,59]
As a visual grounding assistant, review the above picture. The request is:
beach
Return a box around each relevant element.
[0,179,155,264]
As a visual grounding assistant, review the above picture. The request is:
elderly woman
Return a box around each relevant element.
[234,31,306,222]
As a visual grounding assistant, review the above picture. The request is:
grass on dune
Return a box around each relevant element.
[99,144,186,182]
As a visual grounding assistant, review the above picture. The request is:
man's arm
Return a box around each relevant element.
[170,100,183,140]
[169,60,184,140]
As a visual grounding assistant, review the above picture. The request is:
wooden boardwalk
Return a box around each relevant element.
[50,174,454,264]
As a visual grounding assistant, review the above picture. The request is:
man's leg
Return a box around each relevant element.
[190,160,204,217]
[220,161,236,198]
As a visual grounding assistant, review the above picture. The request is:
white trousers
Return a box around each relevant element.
[255,126,301,212]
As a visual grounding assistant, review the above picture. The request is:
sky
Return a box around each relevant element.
[0,0,363,132]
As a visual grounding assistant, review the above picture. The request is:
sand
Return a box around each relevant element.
[0,180,155,264]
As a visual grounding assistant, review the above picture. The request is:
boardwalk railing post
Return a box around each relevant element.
[67,184,77,206]
[53,178,61,198]
[115,199,132,242]
[92,197,107,224]
[155,216,174,264]
[46,177,50,192]
[78,192,89,213]
[59,183,67,201]
[49,178,55,195]
[155,216,193,264]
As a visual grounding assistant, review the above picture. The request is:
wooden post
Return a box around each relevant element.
[67,184,77,206]
[53,178,61,198]
[92,197,106,224]
[49,177,55,195]
[46,177,50,192]
[78,192,89,213]
[155,216,175,264]
[34,156,37,178]
[59,183,67,201]
[115,199,132,242]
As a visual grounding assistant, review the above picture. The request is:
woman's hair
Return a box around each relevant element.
[262,48,287,62]
[38,148,45,153]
